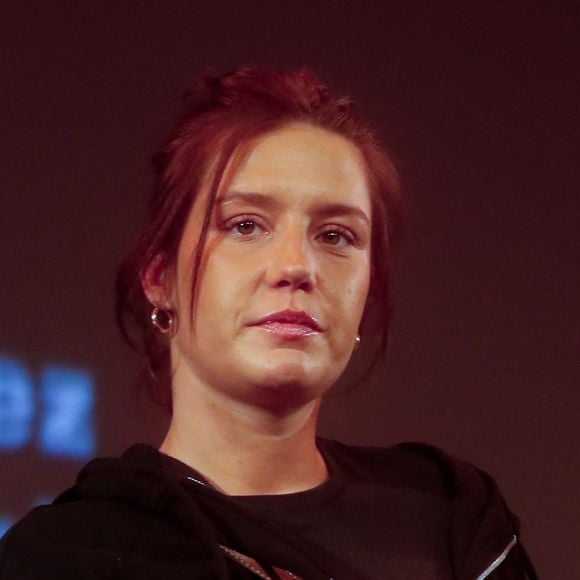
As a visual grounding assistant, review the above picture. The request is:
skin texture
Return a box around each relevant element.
[143,122,372,494]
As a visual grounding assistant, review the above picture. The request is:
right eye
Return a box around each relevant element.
[222,216,265,238]
[234,220,257,235]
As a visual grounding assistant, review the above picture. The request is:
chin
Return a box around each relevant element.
[242,357,333,409]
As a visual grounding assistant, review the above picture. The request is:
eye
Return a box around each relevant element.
[319,227,355,247]
[234,220,257,235]
[223,217,265,238]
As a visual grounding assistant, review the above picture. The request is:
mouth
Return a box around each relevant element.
[249,309,322,339]
[255,322,318,339]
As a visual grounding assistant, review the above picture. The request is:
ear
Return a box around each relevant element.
[140,253,174,308]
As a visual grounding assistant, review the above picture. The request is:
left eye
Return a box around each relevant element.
[319,228,354,246]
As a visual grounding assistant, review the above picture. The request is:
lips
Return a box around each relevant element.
[250,310,322,332]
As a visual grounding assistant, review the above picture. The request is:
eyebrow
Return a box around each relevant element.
[218,191,370,225]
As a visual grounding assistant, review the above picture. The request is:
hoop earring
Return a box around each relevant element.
[151,306,175,335]
[354,334,361,350]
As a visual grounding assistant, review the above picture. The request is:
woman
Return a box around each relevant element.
[0,68,537,579]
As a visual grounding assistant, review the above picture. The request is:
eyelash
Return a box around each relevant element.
[223,217,357,247]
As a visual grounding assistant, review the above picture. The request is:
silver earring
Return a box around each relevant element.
[354,334,361,350]
[151,306,174,335]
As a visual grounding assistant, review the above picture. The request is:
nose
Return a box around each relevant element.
[265,225,315,292]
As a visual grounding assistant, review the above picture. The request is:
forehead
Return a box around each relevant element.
[220,123,372,214]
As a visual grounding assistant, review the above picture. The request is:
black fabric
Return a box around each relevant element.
[0,439,535,579]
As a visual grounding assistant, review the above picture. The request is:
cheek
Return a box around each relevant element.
[346,254,371,303]
[324,261,370,334]
[344,273,370,322]
[193,251,252,328]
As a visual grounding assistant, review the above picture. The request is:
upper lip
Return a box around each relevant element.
[250,309,323,331]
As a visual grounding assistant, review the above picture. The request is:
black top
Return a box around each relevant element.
[161,439,453,578]
[0,439,537,579]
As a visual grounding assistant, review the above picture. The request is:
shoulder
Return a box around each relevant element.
[0,446,215,579]
[319,437,516,520]
[0,500,128,579]
[319,438,522,578]
[319,437,491,495]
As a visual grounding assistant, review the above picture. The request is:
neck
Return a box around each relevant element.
[160,372,327,496]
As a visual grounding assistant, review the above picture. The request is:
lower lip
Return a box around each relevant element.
[253,322,319,339]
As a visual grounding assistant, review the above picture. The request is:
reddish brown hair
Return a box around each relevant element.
[116,67,402,408]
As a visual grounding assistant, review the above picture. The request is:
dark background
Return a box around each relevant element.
[1,1,578,577]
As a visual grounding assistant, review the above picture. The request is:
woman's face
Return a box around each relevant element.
[168,123,372,409]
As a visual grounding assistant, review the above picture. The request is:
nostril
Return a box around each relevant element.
[273,278,312,291]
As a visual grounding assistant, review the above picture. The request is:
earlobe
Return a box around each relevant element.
[140,253,173,307]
